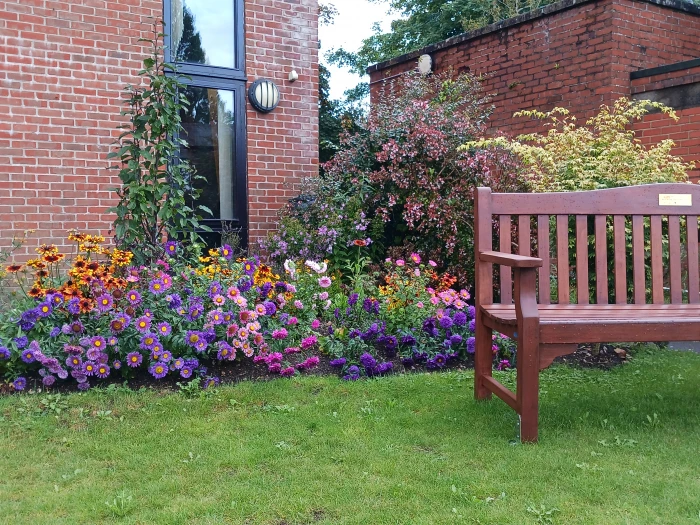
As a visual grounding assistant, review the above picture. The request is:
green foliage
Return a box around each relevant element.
[328,0,557,74]
[467,97,693,192]
[108,21,211,265]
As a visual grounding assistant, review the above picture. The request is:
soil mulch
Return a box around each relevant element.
[1,343,630,395]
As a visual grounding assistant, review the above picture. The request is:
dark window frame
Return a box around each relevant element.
[162,0,248,246]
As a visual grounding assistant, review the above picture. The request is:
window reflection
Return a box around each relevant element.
[171,0,235,69]
[180,87,236,221]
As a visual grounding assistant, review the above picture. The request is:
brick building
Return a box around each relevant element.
[368,0,700,180]
[0,0,319,255]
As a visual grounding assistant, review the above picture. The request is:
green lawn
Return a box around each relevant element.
[1,347,699,524]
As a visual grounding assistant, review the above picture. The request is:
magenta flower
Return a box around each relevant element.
[318,276,332,288]
[311,319,321,330]
[280,366,295,377]
[287,316,298,326]
[300,335,318,350]
[272,328,288,340]
[396,259,405,267]
[268,363,282,374]
[410,253,421,264]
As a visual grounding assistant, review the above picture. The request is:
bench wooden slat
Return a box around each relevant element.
[688,215,699,304]
[632,215,646,304]
[576,216,589,304]
[537,215,551,304]
[668,215,682,304]
[556,215,569,304]
[650,215,664,303]
[499,215,512,304]
[519,215,530,257]
[595,215,608,304]
[613,215,627,304]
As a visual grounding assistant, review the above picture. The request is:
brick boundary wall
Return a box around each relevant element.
[368,0,700,141]
[0,0,319,257]
[631,59,700,181]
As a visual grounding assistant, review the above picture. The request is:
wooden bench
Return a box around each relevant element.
[474,183,700,442]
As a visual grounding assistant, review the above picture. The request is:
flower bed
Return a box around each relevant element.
[0,234,515,393]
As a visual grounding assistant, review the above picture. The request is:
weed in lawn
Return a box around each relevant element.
[527,504,560,523]
[104,490,134,518]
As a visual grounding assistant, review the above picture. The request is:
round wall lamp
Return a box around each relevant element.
[248,79,281,113]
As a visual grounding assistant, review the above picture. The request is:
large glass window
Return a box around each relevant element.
[170,0,236,69]
[164,0,247,247]
[180,87,237,221]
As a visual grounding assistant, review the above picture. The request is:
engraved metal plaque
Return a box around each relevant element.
[659,194,692,206]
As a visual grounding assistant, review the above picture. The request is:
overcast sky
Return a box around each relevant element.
[319,0,400,100]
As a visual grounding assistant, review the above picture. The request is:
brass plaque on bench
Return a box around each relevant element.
[659,194,692,206]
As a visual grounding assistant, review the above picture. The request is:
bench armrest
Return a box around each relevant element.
[479,251,543,268]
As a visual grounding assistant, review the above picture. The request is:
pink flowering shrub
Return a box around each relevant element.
[270,71,528,284]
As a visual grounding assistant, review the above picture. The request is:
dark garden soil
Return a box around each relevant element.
[1,343,632,395]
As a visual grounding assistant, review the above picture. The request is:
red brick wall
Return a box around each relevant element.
[245,0,319,248]
[631,64,700,181]
[0,0,319,256]
[369,0,700,135]
[0,0,162,256]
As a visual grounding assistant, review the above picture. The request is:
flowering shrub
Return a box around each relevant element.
[266,71,528,285]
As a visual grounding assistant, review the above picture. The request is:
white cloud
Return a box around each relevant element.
[319,0,399,100]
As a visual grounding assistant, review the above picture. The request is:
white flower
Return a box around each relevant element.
[284,259,296,278]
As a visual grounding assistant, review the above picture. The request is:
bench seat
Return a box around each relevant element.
[482,304,700,344]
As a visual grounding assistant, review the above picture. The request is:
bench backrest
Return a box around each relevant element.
[474,184,700,306]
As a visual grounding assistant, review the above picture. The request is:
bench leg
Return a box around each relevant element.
[474,312,493,400]
[517,335,540,443]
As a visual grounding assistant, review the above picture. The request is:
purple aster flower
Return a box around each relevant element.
[453,311,467,327]
[467,305,476,320]
[49,293,64,306]
[186,304,203,321]
[67,297,81,315]
[349,329,361,339]
[13,377,27,391]
[401,334,417,347]
[466,337,476,354]
[83,361,97,376]
[209,281,223,299]
[149,279,166,295]
[0,346,10,360]
[56,368,68,380]
[96,294,113,312]
[109,314,130,334]
[159,350,172,363]
[126,289,142,305]
[329,358,347,368]
[113,360,122,370]
[203,329,217,344]
[402,357,415,367]
[238,277,253,293]
[14,336,29,349]
[263,301,276,316]
[21,348,37,363]
[342,374,360,381]
[89,335,107,351]
[439,316,453,330]
[21,308,40,324]
[37,302,53,318]
[86,347,102,361]
[179,366,193,379]
[156,321,172,337]
[126,352,142,368]
[19,320,35,332]
[434,354,447,367]
[164,240,178,256]
[203,376,220,389]
[166,293,182,310]
[376,362,393,374]
[95,364,110,379]
[220,244,233,260]
[139,333,159,351]
[134,316,151,333]
[216,342,233,361]
[194,340,208,353]
[348,293,359,307]
[359,353,377,369]
[149,362,168,379]
[77,382,90,391]
[450,334,463,345]
[49,326,61,338]
[468,319,476,332]
[172,357,185,370]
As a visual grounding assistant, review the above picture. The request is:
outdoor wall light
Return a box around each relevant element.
[248,79,281,113]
